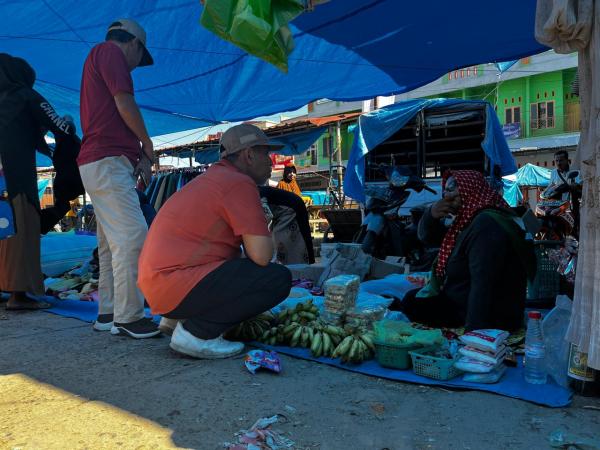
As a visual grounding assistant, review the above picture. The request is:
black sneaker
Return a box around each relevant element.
[111,317,161,339]
[93,314,114,332]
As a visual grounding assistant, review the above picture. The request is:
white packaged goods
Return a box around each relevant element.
[463,364,507,383]
[324,274,360,310]
[323,274,360,325]
[458,345,507,365]
[459,329,509,353]
[345,304,387,329]
[454,356,504,374]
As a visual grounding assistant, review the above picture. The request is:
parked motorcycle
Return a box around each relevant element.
[355,165,436,266]
[535,171,579,240]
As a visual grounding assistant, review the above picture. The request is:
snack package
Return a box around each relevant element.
[244,350,282,374]
[345,306,386,329]
[463,364,507,383]
[454,356,503,374]
[458,345,507,365]
[323,274,360,323]
[459,329,509,353]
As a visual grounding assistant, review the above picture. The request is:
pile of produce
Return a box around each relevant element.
[229,300,376,364]
[225,313,274,341]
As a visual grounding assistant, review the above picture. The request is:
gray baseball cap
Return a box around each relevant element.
[219,124,284,158]
[108,18,153,67]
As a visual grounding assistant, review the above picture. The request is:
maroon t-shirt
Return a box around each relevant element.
[78,41,141,167]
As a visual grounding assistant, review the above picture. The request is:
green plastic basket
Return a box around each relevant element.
[527,240,561,301]
[374,340,422,370]
[409,346,462,380]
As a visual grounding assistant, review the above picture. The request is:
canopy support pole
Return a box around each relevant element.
[336,121,343,206]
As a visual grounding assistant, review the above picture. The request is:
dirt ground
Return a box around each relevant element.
[1,310,599,450]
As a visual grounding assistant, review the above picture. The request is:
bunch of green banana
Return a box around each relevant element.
[301,321,345,358]
[259,324,288,346]
[287,322,315,348]
[332,331,376,364]
[225,313,274,341]
[276,300,320,326]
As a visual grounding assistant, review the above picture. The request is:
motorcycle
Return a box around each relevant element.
[535,171,579,241]
[355,164,437,266]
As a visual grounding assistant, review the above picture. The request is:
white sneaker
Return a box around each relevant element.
[158,317,179,336]
[169,322,244,359]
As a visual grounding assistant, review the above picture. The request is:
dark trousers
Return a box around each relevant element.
[258,186,315,264]
[165,258,292,339]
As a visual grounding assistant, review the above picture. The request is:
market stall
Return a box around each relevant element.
[4,0,597,404]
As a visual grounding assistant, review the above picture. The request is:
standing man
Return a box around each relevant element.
[550,150,582,202]
[78,19,159,338]
[138,124,292,358]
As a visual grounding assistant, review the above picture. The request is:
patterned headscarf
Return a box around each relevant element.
[436,170,509,278]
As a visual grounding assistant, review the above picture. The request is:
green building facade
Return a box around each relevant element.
[294,60,579,173]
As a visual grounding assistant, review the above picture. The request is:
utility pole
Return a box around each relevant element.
[336,120,343,207]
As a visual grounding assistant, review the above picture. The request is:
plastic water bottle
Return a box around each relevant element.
[524,311,548,384]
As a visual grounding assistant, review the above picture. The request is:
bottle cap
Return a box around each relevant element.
[528,311,542,319]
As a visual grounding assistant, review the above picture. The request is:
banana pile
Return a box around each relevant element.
[276,300,319,325]
[225,313,274,341]
[332,330,376,364]
[231,300,376,364]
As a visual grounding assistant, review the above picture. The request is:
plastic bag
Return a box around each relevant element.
[200,0,304,72]
[463,364,507,383]
[542,295,572,388]
[459,329,509,353]
[345,292,392,328]
[454,357,503,374]
[0,159,15,240]
[373,320,445,347]
[318,244,372,286]
[458,345,507,365]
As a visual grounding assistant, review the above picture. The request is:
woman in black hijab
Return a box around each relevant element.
[0,53,77,310]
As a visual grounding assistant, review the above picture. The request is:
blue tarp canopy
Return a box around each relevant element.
[503,179,525,207]
[344,99,518,202]
[0,1,546,138]
[303,190,329,206]
[189,126,326,164]
[37,179,50,199]
[36,152,53,168]
[512,163,552,187]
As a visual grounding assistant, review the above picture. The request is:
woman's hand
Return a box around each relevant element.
[430,191,461,219]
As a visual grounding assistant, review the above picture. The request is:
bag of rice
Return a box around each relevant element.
[454,356,504,374]
[459,329,509,353]
[463,364,507,384]
[458,345,507,365]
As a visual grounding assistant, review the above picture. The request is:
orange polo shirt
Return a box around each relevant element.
[138,160,270,315]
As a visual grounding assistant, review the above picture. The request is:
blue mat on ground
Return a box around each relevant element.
[37,297,159,323]
[255,344,572,408]
[35,296,572,408]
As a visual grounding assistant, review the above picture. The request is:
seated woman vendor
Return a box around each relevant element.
[391,170,534,332]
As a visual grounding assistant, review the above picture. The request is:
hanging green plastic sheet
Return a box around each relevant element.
[201,0,304,72]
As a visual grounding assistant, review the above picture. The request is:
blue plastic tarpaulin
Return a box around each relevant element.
[193,126,326,164]
[0,1,546,137]
[302,190,329,206]
[37,179,50,199]
[513,163,552,187]
[503,179,524,207]
[344,99,517,202]
[36,152,53,168]
[271,127,326,156]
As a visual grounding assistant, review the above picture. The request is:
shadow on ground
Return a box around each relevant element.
[1,310,599,449]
